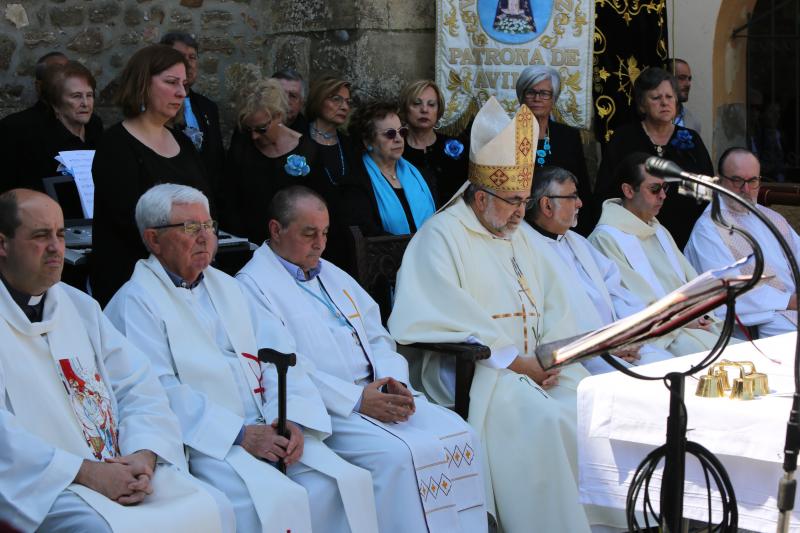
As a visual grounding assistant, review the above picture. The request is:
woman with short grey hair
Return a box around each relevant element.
[516,65,596,235]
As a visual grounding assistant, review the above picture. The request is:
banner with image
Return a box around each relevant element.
[436,0,595,133]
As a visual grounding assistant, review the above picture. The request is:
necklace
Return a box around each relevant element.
[536,131,551,165]
[323,139,346,185]
[311,121,337,142]
[642,122,672,157]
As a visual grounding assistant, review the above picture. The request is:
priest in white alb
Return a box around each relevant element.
[523,165,674,374]
[0,189,233,533]
[589,151,721,355]
[685,147,799,338]
[105,184,378,533]
[388,98,595,532]
[236,185,488,533]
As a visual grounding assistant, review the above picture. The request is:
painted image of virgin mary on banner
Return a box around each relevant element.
[478,0,552,44]
[493,0,536,34]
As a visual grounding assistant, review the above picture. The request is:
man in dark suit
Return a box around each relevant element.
[161,32,225,203]
[272,68,309,135]
[0,52,69,193]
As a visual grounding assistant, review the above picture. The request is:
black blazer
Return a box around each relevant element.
[90,123,211,306]
[187,90,225,201]
[595,122,713,249]
[539,120,597,236]
[339,153,436,237]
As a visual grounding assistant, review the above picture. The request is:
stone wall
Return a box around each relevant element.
[0,0,436,135]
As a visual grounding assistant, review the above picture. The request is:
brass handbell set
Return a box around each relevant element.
[695,360,770,400]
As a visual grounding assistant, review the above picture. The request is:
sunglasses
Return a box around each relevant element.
[242,121,271,135]
[378,126,409,140]
[643,183,670,194]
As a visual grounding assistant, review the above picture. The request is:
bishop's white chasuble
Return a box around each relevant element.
[389,198,595,533]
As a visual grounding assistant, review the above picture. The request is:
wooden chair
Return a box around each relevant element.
[348,226,490,419]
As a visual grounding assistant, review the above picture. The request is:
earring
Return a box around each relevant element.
[367,145,373,152]
[140,102,146,113]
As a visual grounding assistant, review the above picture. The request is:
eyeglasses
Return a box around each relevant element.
[481,187,535,210]
[152,220,219,236]
[242,120,271,135]
[328,94,352,108]
[523,89,554,101]
[720,173,761,190]
[546,194,580,201]
[378,126,409,140]
[641,183,670,195]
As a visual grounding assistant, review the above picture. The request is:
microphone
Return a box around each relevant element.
[644,156,716,202]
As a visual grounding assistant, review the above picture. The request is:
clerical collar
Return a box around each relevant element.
[274,252,322,282]
[530,222,564,242]
[163,267,204,290]
[1,274,45,321]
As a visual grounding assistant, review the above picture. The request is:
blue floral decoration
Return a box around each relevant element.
[443,139,464,159]
[285,154,311,177]
[669,129,695,151]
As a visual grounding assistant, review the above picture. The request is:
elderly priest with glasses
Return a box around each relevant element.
[685,147,800,338]
[0,189,233,533]
[388,98,598,532]
[105,183,378,533]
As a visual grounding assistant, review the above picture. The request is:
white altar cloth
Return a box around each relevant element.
[578,332,800,532]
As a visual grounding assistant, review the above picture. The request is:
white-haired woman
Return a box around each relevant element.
[516,65,596,235]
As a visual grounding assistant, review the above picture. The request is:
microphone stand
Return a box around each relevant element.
[549,160,775,531]
[650,161,800,533]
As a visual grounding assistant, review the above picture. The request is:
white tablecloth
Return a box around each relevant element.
[578,332,800,532]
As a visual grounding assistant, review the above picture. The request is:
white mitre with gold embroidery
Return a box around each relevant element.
[468,96,538,192]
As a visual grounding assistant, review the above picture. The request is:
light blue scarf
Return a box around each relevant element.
[362,154,435,235]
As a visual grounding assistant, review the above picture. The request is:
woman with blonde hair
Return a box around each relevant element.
[399,79,467,204]
[226,77,316,244]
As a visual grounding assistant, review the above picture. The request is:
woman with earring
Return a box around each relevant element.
[90,44,211,306]
[6,61,103,192]
[516,65,596,235]
[594,67,712,249]
[343,101,436,237]
[400,80,468,205]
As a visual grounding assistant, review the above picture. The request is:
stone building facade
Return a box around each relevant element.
[0,0,436,136]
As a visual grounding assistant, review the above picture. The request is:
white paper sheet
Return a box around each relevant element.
[55,150,95,219]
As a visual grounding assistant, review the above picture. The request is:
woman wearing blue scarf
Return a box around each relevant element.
[342,101,436,236]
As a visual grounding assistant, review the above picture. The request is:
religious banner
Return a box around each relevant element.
[592,0,668,143]
[435,0,595,133]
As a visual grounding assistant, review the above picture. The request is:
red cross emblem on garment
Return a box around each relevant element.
[518,136,532,157]
[489,169,509,187]
[241,352,265,394]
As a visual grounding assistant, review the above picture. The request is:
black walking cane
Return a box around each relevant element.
[257,348,297,474]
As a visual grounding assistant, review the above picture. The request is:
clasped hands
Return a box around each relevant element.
[75,449,157,505]
[241,419,304,466]
[358,377,416,423]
